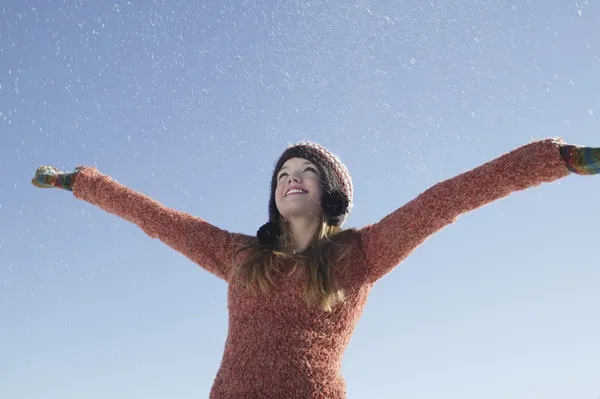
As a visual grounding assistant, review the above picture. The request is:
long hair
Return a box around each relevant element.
[233,216,357,312]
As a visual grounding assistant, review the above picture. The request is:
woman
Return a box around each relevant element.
[32,139,598,398]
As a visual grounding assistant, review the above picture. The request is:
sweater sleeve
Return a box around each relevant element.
[71,167,245,281]
[357,138,571,283]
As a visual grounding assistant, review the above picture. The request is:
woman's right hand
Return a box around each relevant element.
[31,166,79,191]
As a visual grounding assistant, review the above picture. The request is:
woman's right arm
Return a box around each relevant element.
[36,165,246,281]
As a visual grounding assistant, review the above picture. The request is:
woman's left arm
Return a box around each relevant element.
[358,138,598,283]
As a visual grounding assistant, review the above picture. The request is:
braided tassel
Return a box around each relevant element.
[560,145,600,175]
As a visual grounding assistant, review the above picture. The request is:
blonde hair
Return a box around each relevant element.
[233,217,357,312]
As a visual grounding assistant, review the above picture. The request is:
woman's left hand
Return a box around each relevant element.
[560,145,600,175]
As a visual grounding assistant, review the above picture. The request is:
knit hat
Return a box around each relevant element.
[257,141,353,248]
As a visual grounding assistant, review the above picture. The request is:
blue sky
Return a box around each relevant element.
[1,0,599,398]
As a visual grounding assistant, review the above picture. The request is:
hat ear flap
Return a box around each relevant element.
[322,190,350,224]
[257,221,281,248]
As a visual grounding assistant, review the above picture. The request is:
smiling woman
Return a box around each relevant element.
[236,142,357,317]
[275,158,324,232]
[30,139,600,398]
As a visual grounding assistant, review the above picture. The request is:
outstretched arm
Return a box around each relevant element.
[357,138,580,283]
[33,165,246,281]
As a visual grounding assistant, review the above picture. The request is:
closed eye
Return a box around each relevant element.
[277,165,318,180]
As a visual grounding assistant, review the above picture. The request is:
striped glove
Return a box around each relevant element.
[31,166,80,191]
[560,145,600,175]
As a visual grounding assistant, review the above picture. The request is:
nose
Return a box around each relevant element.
[287,173,301,183]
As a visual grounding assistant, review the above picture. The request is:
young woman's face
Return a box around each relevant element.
[275,157,323,221]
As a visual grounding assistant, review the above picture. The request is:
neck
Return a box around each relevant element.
[285,217,322,252]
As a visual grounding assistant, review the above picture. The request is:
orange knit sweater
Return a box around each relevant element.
[71,139,569,398]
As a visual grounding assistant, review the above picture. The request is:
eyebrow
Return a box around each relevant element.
[278,161,313,172]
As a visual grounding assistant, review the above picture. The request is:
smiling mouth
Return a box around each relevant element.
[285,188,308,197]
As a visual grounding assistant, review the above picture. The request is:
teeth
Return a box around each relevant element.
[286,189,306,196]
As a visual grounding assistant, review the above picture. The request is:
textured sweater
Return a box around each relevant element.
[71,139,570,398]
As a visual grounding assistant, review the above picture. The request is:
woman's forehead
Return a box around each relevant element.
[280,157,317,169]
